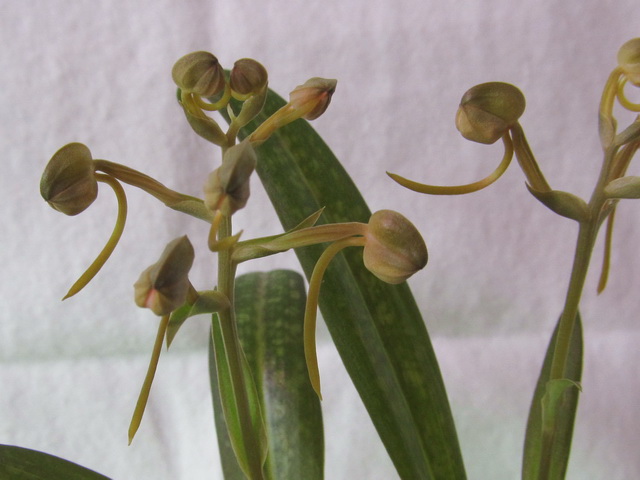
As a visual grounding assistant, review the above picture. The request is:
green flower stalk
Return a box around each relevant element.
[234,210,428,398]
[40,143,128,299]
[387,82,550,195]
[128,236,197,445]
[389,38,640,480]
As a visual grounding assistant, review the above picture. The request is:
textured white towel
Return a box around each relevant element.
[2,1,639,478]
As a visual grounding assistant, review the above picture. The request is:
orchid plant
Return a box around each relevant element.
[3,37,639,480]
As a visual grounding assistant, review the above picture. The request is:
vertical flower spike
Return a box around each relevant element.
[249,77,337,145]
[41,143,128,299]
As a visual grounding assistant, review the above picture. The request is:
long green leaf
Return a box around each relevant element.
[522,313,583,480]
[209,270,323,480]
[224,90,466,479]
[0,445,110,480]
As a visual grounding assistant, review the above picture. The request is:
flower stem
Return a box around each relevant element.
[215,214,265,479]
[548,221,596,381]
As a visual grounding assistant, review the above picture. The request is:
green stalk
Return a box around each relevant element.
[548,222,596,381]
[548,145,616,381]
[537,145,620,479]
[215,214,265,480]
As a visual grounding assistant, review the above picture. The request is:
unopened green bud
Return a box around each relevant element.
[456,82,526,144]
[230,58,268,100]
[289,77,337,120]
[172,51,226,97]
[40,143,98,216]
[617,38,640,86]
[134,236,195,316]
[363,210,428,284]
[204,141,256,216]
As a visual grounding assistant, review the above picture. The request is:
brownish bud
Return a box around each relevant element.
[230,58,268,99]
[456,82,526,144]
[203,141,256,216]
[363,210,428,284]
[134,236,195,316]
[172,51,226,97]
[40,143,98,216]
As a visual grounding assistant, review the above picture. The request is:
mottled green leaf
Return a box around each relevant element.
[210,270,323,480]
[0,445,110,480]
[222,89,465,479]
[522,313,583,480]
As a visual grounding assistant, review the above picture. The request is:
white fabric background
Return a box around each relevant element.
[2,1,639,478]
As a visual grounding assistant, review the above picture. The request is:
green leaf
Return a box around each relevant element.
[209,270,324,480]
[223,90,466,479]
[0,444,110,480]
[210,312,268,478]
[522,312,583,480]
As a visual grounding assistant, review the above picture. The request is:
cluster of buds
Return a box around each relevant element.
[232,209,428,398]
[172,50,336,149]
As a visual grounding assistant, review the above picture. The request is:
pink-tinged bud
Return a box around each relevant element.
[40,143,98,216]
[363,210,428,284]
[618,38,640,86]
[172,51,226,97]
[288,77,337,120]
[456,82,525,144]
[134,236,195,316]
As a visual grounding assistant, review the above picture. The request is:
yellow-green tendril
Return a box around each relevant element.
[304,236,366,399]
[600,67,624,120]
[387,133,513,195]
[616,78,640,112]
[597,207,616,294]
[63,174,127,299]
[128,313,170,445]
[192,83,232,111]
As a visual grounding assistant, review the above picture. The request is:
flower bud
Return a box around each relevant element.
[617,38,640,86]
[172,51,226,97]
[40,142,98,216]
[230,58,268,99]
[289,77,337,120]
[134,236,195,315]
[363,210,428,284]
[204,141,257,216]
[456,82,526,144]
